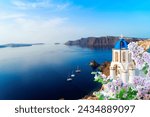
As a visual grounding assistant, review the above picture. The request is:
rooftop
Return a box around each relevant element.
[114,38,129,49]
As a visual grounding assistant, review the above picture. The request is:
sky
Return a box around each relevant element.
[0,0,150,44]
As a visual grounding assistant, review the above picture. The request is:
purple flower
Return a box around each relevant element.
[147,70,150,78]
[128,42,138,51]
[111,86,115,92]
[137,46,144,54]
[134,57,144,70]
[142,52,150,64]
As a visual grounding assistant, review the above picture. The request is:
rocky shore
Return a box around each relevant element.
[82,62,111,100]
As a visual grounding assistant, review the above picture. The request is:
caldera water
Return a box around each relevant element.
[0,44,112,100]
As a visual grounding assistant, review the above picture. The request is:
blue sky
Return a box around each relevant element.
[0,0,150,43]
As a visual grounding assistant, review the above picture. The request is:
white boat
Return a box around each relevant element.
[67,78,73,81]
[75,66,81,73]
[71,74,75,77]
[66,74,73,81]
[71,71,75,77]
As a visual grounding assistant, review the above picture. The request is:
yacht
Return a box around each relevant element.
[75,66,81,73]
[71,72,75,77]
[67,78,73,81]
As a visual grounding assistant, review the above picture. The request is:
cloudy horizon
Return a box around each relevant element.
[0,0,150,44]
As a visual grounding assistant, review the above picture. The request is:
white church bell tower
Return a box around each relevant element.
[110,35,135,83]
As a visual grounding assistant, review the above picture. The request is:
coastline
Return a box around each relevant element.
[82,62,111,100]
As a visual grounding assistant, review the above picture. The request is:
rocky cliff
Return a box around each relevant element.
[65,36,147,48]
[138,39,150,50]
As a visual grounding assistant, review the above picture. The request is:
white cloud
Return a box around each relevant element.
[0,1,84,44]
[0,16,84,44]
[12,0,70,10]
[56,3,70,10]
[0,13,25,20]
[12,0,51,9]
[14,17,68,30]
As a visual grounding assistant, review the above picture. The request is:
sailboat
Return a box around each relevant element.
[66,70,76,82]
[75,66,81,73]
[71,71,75,77]
[66,77,73,81]
[67,74,73,81]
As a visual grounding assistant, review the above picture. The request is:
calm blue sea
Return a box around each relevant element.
[0,44,112,100]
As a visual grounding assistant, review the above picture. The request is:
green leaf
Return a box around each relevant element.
[142,63,149,75]
[91,72,97,75]
[126,87,137,100]
[119,88,126,99]
[99,95,105,100]
[108,98,118,100]
[144,69,148,74]
[98,78,103,83]
[95,93,105,100]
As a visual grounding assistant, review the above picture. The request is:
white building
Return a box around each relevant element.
[110,37,136,83]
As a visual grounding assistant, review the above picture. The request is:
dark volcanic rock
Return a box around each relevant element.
[65,36,147,48]
[89,60,100,69]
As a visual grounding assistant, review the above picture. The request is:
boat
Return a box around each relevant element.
[75,66,81,73]
[66,74,74,82]
[67,78,73,81]
[71,74,75,77]
[66,71,76,82]
[70,71,75,77]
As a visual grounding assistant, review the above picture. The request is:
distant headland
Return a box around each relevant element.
[65,36,148,48]
[0,43,44,48]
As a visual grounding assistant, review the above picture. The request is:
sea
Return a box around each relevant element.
[0,44,112,100]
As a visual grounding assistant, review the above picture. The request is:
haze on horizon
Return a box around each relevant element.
[0,0,150,44]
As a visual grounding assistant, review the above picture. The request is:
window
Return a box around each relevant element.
[123,52,126,62]
[115,52,118,62]
[115,65,118,76]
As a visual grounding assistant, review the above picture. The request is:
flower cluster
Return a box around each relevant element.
[92,72,112,84]
[128,42,150,75]
[93,76,137,100]
[128,42,150,99]
[133,76,150,100]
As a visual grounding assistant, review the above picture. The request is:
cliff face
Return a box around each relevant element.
[138,39,150,50]
[101,62,111,77]
[65,36,146,48]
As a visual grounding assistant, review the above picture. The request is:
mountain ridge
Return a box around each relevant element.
[65,36,148,48]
